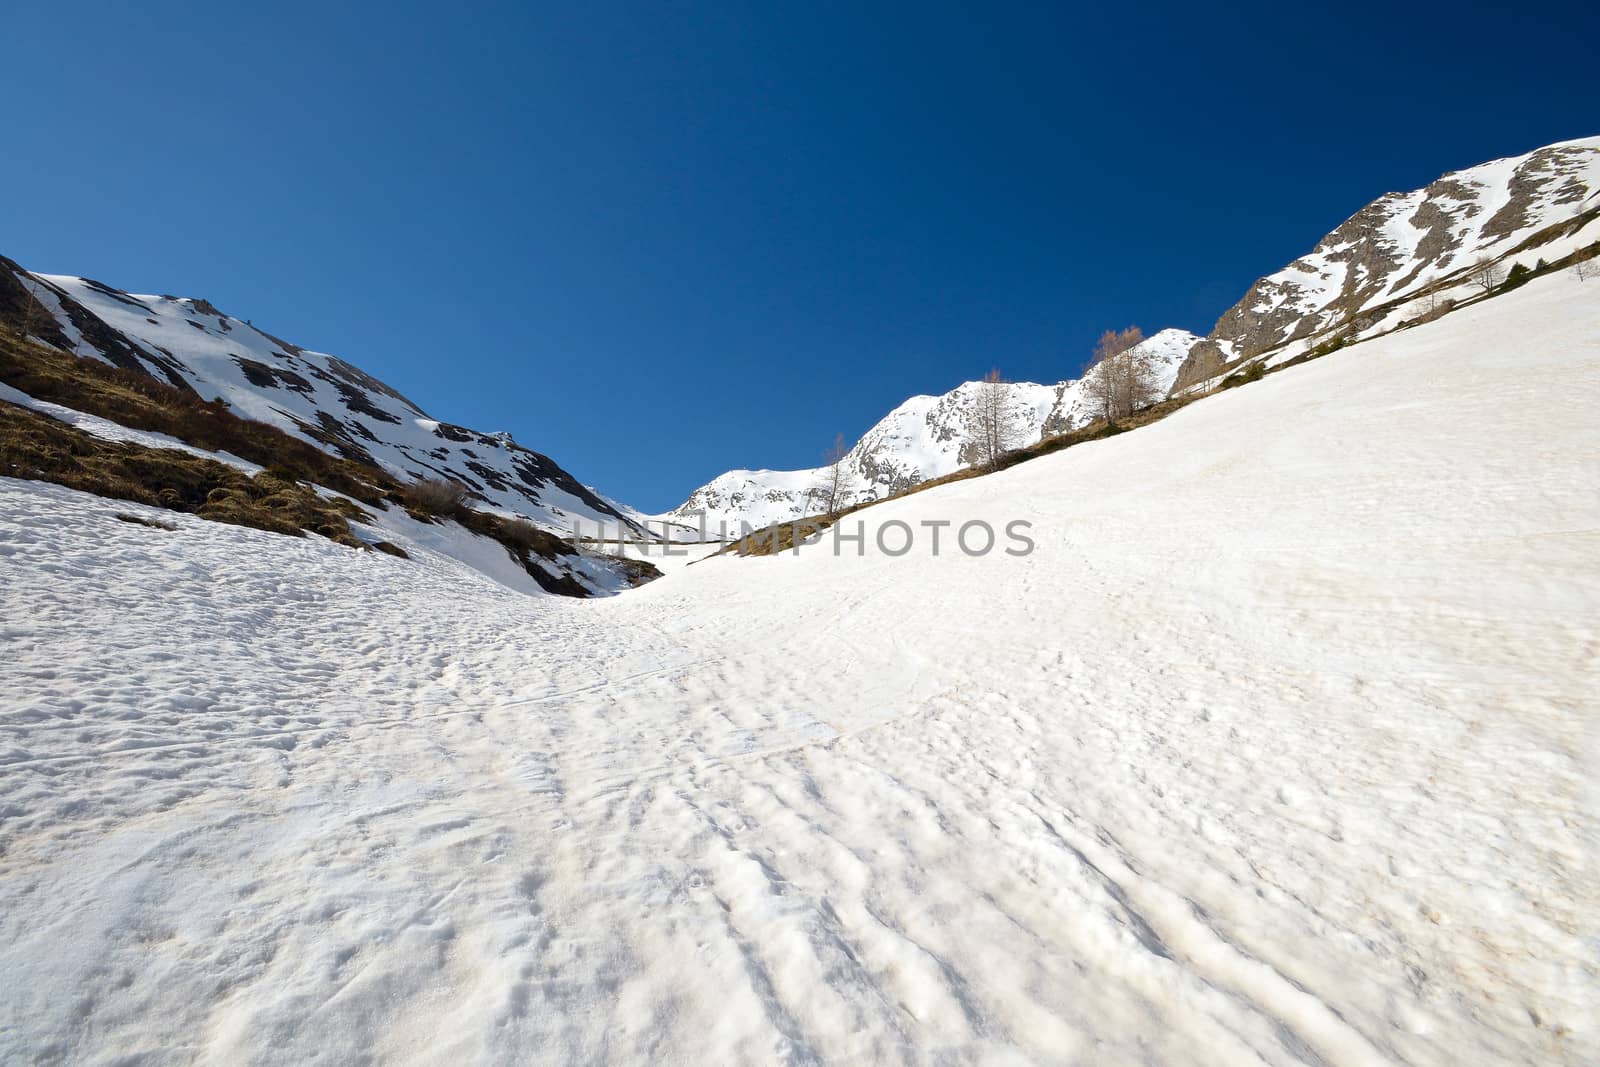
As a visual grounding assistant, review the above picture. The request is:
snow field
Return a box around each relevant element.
[1,272,1597,1064]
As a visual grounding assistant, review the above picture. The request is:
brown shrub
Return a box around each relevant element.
[496,516,547,552]
[401,477,470,518]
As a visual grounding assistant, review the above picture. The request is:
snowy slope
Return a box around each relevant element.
[3,271,1595,1064]
[666,327,1200,531]
[1174,135,1600,389]
[1,260,644,535]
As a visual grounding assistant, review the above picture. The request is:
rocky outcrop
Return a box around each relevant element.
[1171,136,1600,391]
[1170,339,1232,393]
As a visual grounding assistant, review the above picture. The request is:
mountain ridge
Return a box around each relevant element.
[663,135,1600,532]
[1172,135,1600,390]
[6,135,1598,542]
[0,260,643,538]
[661,328,1200,531]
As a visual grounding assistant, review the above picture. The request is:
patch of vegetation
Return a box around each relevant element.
[1220,361,1266,389]
[722,516,836,557]
[1308,335,1348,359]
[1,399,370,545]
[400,477,471,519]
[0,329,393,506]
[1404,298,1455,328]
[1500,262,1534,292]
[496,515,550,553]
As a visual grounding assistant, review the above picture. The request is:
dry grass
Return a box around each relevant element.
[400,477,470,518]
[0,330,660,593]
[1220,361,1266,389]
[0,330,394,506]
[496,515,549,552]
[1,398,371,545]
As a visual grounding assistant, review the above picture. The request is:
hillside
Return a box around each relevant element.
[2,269,1594,1064]
[0,259,643,536]
[664,327,1199,531]
[1173,135,1600,388]
[0,313,655,597]
[665,137,1600,536]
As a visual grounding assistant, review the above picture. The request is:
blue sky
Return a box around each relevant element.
[5,2,1596,510]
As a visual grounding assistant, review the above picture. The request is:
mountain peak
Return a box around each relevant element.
[1172,136,1600,390]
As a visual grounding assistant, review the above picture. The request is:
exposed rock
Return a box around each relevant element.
[1171,137,1600,391]
[1170,339,1231,393]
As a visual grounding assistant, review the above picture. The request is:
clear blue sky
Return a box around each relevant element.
[4,2,1596,510]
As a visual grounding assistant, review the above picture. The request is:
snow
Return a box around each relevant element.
[593,537,723,575]
[12,274,641,536]
[664,328,1203,531]
[0,380,631,597]
[1168,135,1600,397]
[2,273,1597,1064]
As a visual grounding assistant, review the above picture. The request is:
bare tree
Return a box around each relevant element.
[1084,326,1158,422]
[966,369,1016,471]
[1574,255,1595,282]
[1407,286,1455,326]
[813,432,854,514]
[1086,326,1138,421]
[1470,255,1503,296]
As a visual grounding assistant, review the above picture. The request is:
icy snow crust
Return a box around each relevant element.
[2,276,1597,1064]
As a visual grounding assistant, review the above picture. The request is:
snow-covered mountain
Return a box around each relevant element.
[666,136,1600,535]
[665,327,1200,531]
[1173,135,1600,389]
[0,260,643,536]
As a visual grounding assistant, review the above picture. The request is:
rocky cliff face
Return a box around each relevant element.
[663,328,1200,532]
[1171,136,1600,391]
[1,260,642,535]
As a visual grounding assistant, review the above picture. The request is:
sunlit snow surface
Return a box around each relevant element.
[2,275,1597,1064]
